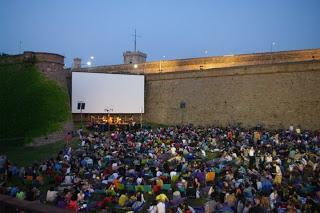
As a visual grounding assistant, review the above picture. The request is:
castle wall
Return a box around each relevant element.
[29,52,69,90]
[72,49,320,130]
[74,49,320,74]
[4,49,320,130]
[36,62,69,89]
[0,51,69,90]
[144,60,320,130]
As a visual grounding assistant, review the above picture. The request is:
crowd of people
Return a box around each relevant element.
[0,124,320,212]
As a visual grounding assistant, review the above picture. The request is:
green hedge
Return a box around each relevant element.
[0,63,70,143]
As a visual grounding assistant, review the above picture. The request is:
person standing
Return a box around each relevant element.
[193,177,201,198]
[148,201,158,213]
[65,132,72,146]
[249,196,267,213]
[156,200,166,213]
[249,147,255,168]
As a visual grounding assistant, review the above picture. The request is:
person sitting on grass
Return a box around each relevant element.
[131,191,145,210]
[118,192,129,207]
[67,193,78,211]
[46,186,58,203]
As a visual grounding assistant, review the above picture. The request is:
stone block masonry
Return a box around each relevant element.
[0,51,69,90]
[144,60,320,130]
[74,48,320,74]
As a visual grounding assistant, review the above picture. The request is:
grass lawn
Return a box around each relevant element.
[0,139,79,167]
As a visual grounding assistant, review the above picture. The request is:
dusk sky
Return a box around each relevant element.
[1,0,320,67]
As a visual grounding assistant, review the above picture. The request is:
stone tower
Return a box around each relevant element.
[73,58,82,69]
[123,51,147,64]
[123,30,147,64]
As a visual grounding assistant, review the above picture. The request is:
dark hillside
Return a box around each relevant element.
[0,62,70,143]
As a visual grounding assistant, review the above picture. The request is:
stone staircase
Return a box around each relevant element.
[27,121,74,147]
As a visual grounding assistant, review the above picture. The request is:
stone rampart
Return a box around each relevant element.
[73,48,320,74]
[144,60,320,129]
[0,51,69,89]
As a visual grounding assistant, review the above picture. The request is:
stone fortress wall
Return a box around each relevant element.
[0,51,69,90]
[73,48,320,130]
[144,60,320,130]
[75,49,320,74]
[2,49,320,129]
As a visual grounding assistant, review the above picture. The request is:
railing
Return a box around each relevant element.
[0,194,69,213]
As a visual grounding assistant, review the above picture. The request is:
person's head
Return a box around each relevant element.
[261,196,269,208]
[255,196,261,205]
[245,201,251,207]
[71,194,77,201]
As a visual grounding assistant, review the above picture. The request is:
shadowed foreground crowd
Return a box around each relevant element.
[0,125,320,213]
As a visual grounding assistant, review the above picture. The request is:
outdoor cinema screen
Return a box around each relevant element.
[72,72,144,114]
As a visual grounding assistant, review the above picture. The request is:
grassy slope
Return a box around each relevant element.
[0,62,70,143]
[0,139,78,167]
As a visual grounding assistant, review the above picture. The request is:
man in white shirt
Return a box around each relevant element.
[63,174,73,185]
[148,203,157,213]
[46,187,58,202]
[156,201,166,213]
[170,170,177,179]
[289,125,294,132]
[249,147,255,157]
[249,147,255,168]
[156,167,162,177]
[171,145,177,155]
[266,154,273,163]
[269,190,278,210]
[136,176,143,185]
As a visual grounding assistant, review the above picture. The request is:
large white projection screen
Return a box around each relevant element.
[72,72,144,114]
